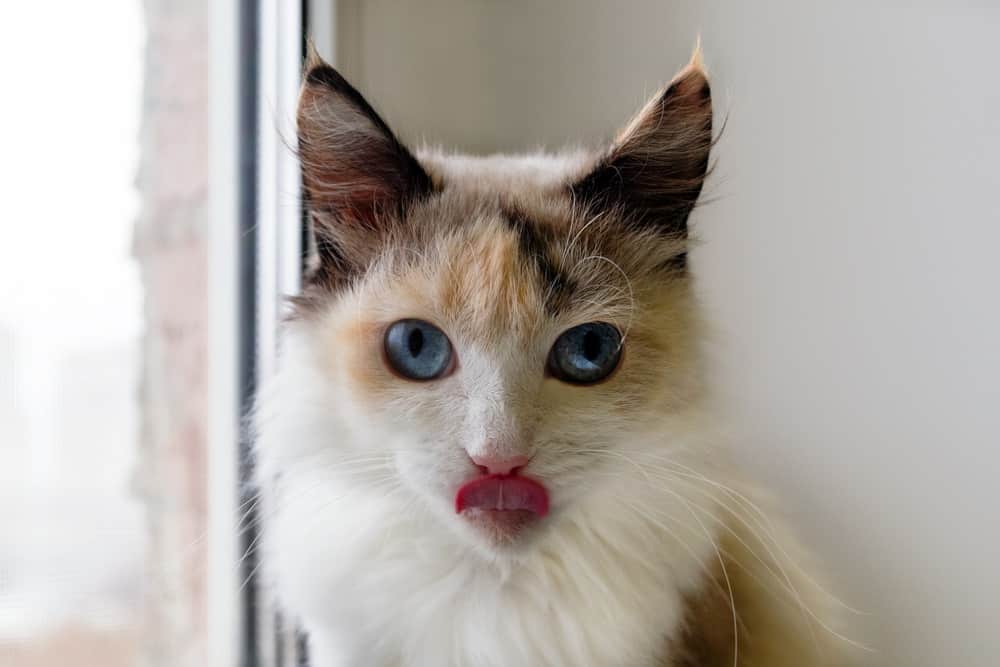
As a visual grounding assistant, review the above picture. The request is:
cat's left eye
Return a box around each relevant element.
[548,322,623,384]
[384,319,454,381]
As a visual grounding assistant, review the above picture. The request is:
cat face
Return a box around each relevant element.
[271,50,713,556]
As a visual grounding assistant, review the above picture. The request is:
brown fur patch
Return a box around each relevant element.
[435,224,542,335]
[319,307,388,399]
[663,502,852,666]
[664,554,740,667]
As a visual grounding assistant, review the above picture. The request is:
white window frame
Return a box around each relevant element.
[209,2,335,666]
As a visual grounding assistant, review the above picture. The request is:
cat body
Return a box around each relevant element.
[254,48,850,666]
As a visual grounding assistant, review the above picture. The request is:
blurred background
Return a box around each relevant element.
[0,1,997,666]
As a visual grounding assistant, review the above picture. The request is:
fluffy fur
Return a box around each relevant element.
[254,48,854,666]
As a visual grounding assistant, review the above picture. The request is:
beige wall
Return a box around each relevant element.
[334,0,701,154]
[328,2,1000,665]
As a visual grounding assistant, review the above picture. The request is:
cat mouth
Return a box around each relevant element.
[454,474,550,544]
[454,474,550,517]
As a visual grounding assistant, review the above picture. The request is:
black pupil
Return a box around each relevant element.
[582,330,602,361]
[407,328,424,357]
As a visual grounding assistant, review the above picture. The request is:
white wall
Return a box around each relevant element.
[331,2,1000,664]
[697,5,1000,665]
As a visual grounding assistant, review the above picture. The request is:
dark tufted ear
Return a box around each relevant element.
[572,48,713,239]
[297,49,431,283]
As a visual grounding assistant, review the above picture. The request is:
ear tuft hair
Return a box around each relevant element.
[572,48,713,239]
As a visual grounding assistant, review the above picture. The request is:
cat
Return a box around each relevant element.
[253,45,854,666]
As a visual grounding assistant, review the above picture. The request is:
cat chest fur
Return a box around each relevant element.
[266,473,717,666]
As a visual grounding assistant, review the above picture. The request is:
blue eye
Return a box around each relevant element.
[384,319,453,381]
[548,322,623,384]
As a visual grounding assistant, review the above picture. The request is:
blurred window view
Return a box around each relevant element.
[1,1,210,665]
[0,2,144,664]
[0,0,145,667]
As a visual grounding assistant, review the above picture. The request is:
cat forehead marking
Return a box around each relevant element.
[429,212,563,339]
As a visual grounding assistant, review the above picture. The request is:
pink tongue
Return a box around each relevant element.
[455,474,550,517]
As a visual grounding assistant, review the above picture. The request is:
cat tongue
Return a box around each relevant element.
[455,475,550,517]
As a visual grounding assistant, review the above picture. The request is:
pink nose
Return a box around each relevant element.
[469,453,530,476]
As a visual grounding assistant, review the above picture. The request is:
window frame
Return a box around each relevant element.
[209,1,332,665]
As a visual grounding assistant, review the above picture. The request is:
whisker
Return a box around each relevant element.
[638,454,868,616]
[579,447,739,666]
[617,461,820,649]
[587,448,871,651]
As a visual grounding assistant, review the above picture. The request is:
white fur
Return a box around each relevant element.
[254,321,760,667]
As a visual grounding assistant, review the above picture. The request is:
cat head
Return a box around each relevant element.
[268,48,714,556]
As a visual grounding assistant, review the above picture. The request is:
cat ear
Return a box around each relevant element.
[297,50,431,274]
[572,48,712,237]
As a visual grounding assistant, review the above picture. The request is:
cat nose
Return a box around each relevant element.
[469,453,530,476]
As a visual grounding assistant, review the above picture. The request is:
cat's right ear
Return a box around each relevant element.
[570,47,713,240]
[297,50,431,280]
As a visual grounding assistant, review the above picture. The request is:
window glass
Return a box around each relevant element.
[0,2,145,664]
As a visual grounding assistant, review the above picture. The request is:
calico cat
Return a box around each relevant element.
[254,46,853,666]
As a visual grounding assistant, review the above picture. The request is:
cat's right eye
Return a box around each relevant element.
[384,319,454,381]
[548,322,623,385]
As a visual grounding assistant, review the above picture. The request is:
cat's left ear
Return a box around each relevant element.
[296,49,432,282]
[571,48,713,237]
